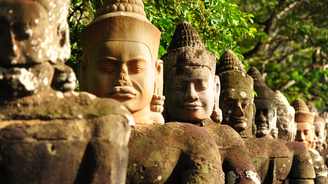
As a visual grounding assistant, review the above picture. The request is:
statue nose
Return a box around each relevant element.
[184,84,198,102]
[300,131,305,141]
[113,69,131,86]
[259,111,267,122]
[236,102,244,116]
[119,69,127,80]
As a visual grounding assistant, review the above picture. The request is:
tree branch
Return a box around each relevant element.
[244,0,307,60]
[275,80,296,91]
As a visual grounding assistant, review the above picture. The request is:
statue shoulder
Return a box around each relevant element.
[204,124,245,148]
[251,137,292,158]
[285,141,316,180]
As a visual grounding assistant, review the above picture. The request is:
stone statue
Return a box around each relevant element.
[162,20,260,184]
[247,67,277,139]
[307,101,319,117]
[79,1,224,183]
[291,98,328,183]
[218,56,316,183]
[292,99,316,149]
[0,0,133,183]
[274,90,297,142]
[314,115,327,152]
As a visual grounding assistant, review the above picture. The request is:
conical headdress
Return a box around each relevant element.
[307,101,318,115]
[291,98,314,123]
[274,90,295,117]
[95,0,146,18]
[167,20,205,51]
[162,20,216,76]
[217,49,253,93]
[247,67,275,103]
[80,0,160,64]
[314,115,325,124]
[216,49,245,73]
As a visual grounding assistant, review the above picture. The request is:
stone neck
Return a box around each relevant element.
[133,105,164,125]
[238,123,254,138]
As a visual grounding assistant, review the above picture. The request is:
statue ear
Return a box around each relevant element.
[154,59,164,96]
[77,56,87,91]
[55,22,70,64]
[211,75,222,123]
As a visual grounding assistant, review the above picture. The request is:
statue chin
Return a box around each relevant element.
[0,63,53,98]
[256,129,270,138]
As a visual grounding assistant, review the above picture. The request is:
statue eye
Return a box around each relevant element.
[241,101,248,109]
[11,22,30,41]
[194,80,207,91]
[103,68,114,74]
[128,60,146,74]
[130,68,144,73]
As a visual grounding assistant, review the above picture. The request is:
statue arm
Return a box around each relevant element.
[285,142,316,183]
[221,147,261,184]
[180,126,225,184]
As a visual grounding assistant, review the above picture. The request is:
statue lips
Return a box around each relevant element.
[182,103,202,110]
[256,122,267,130]
[232,117,246,124]
[108,87,137,99]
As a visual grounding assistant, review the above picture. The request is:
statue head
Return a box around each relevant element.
[0,0,70,98]
[248,67,277,138]
[274,90,296,141]
[307,101,319,117]
[314,115,326,150]
[291,98,315,149]
[217,49,254,137]
[79,0,163,124]
[162,20,220,123]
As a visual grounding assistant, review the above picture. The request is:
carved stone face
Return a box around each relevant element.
[165,66,216,122]
[84,41,156,115]
[254,99,276,138]
[0,0,68,97]
[295,122,313,148]
[277,116,296,141]
[314,121,325,150]
[219,88,253,132]
[0,1,67,65]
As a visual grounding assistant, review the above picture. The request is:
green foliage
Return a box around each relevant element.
[233,0,328,110]
[143,0,255,60]
[68,0,255,68]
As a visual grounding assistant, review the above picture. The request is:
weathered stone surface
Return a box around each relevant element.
[247,67,277,139]
[79,2,224,183]
[274,90,296,142]
[218,50,316,183]
[0,90,132,184]
[0,0,133,183]
[127,122,224,184]
[79,0,164,124]
[162,21,260,184]
[291,98,315,149]
[202,119,260,183]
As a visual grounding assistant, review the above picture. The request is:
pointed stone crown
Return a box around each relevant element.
[95,0,146,18]
[314,115,325,124]
[80,0,160,65]
[168,20,205,51]
[291,98,314,123]
[247,67,275,103]
[307,101,318,115]
[217,49,253,92]
[162,20,216,76]
[274,90,295,117]
[216,49,245,73]
[4,0,70,25]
